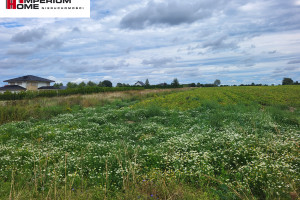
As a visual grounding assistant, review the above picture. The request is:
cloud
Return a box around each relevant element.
[63,59,129,74]
[295,0,300,6]
[202,35,239,50]
[0,58,25,69]
[72,27,81,33]
[5,38,63,56]
[120,0,222,29]
[102,60,129,70]
[284,66,298,71]
[287,59,300,64]
[47,76,63,83]
[142,57,174,67]
[71,78,90,83]
[271,68,286,77]
[6,48,35,56]
[0,0,300,86]
[11,28,46,43]
[37,38,64,50]
[64,61,98,73]
[65,66,96,74]
[241,57,255,67]
[268,50,277,54]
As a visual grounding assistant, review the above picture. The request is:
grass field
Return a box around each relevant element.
[0,88,189,125]
[0,86,299,199]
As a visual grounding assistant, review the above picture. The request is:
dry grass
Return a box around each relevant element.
[62,88,190,102]
[2,88,191,108]
[0,88,192,125]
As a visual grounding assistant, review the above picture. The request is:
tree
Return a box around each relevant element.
[145,79,150,87]
[214,79,221,86]
[102,80,113,87]
[66,82,78,89]
[53,83,63,89]
[116,83,123,87]
[171,78,180,88]
[282,78,293,85]
[87,81,97,87]
[190,83,196,87]
[196,82,201,87]
[78,81,86,88]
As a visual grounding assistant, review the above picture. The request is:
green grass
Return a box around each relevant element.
[0,88,190,125]
[135,86,300,110]
[0,86,299,199]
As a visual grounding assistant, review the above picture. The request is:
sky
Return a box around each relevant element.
[0,0,300,86]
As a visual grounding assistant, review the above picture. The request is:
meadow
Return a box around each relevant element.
[0,86,299,199]
[0,88,189,125]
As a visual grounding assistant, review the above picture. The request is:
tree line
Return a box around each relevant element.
[56,78,224,89]
[1,77,298,101]
[282,77,299,85]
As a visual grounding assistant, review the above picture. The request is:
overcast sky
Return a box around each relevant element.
[0,0,300,86]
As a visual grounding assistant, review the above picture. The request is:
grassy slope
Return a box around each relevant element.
[0,86,299,200]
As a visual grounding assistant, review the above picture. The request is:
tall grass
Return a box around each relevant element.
[0,88,190,125]
[0,87,145,101]
[0,86,299,199]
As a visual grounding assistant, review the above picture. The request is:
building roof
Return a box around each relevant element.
[157,83,167,86]
[134,81,145,86]
[4,75,55,83]
[38,86,57,90]
[59,86,67,90]
[0,85,26,91]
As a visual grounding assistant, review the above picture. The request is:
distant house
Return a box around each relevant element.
[0,75,55,93]
[157,83,168,86]
[134,81,145,86]
[59,86,67,90]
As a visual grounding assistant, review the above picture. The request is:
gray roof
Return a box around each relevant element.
[38,86,57,90]
[135,81,145,86]
[157,83,167,86]
[0,85,26,91]
[59,86,67,90]
[4,75,55,83]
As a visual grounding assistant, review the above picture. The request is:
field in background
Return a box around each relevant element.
[136,85,300,110]
[0,88,190,125]
[0,86,299,199]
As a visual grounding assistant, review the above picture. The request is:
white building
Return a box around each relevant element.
[0,75,55,93]
[134,81,145,86]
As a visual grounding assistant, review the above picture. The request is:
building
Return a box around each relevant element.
[134,81,145,86]
[0,75,55,93]
[38,86,57,91]
[3,75,55,91]
[0,85,26,94]
[157,83,168,86]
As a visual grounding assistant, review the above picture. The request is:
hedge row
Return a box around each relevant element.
[0,86,144,101]
[144,85,183,89]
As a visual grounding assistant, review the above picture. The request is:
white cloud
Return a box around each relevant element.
[72,78,90,83]
[295,0,300,6]
[0,0,299,86]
